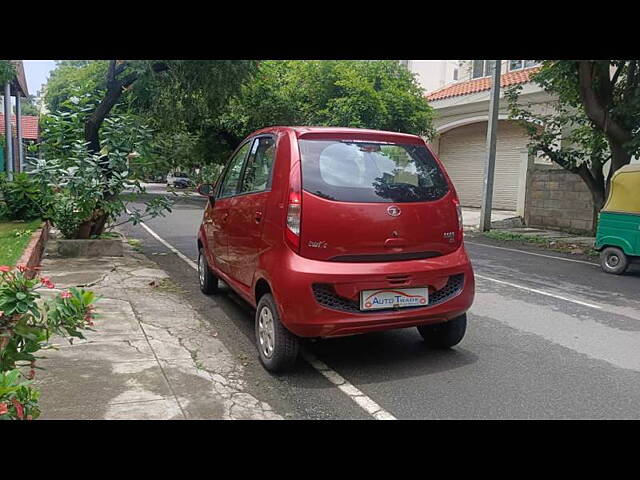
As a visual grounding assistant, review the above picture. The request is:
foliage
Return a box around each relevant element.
[0,61,15,85]
[15,95,39,116]
[0,173,42,221]
[32,95,172,238]
[216,60,434,157]
[43,61,108,113]
[506,60,640,218]
[0,265,97,420]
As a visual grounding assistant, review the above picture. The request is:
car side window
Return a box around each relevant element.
[239,136,276,194]
[218,141,251,198]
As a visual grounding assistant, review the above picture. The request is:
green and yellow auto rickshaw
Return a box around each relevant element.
[596,164,640,274]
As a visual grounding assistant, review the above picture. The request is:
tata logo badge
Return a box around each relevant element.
[386,206,401,217]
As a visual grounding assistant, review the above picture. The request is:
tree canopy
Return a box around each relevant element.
[507,60,640,220]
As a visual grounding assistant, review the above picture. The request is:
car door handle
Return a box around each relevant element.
[222,212,229,222]
[255,211,263,223]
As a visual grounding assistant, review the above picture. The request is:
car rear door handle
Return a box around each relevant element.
[385,237,406,248]
[255,211,263,223]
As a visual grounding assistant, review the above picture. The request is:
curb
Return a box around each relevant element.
[16,221,50,278]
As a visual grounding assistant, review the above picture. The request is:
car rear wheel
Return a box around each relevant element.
[417,313,467,349]
[255,293,299,373]
[600,247,629,275]
[198,247,219,294]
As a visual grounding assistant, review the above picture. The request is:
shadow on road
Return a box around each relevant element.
[208,283,478,384]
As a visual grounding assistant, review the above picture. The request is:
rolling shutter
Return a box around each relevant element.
[438,120,527,210]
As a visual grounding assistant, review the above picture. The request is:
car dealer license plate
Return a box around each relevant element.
[360,287,428,311]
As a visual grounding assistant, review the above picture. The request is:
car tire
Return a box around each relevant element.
[255,293,299,373]
[417,313,467,349]
[600,247,629,275]
[198,247,219,294]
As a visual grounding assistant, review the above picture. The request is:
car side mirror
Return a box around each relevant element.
[197,183,215,197]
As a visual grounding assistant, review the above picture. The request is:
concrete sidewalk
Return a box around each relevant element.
[34,243,281,420]
[462,207,523,230]
[462,207,595,248]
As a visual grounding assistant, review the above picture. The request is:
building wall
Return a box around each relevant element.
[407,60,460,95]
[525,164,594,233]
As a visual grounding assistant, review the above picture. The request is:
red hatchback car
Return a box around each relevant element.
[196,127,475,372]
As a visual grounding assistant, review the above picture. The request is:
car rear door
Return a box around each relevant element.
[226,135,277,287]
[208,141,251,275]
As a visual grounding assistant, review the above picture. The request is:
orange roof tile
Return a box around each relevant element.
[0,114,39,140]
[426,66,541,101]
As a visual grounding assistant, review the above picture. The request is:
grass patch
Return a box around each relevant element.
[96,232,121,239]
[484,231,548,244]
[0,218,43,266]
[482,230,599,257]
[127,238,143,252]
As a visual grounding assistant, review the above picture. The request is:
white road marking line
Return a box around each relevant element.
[127,211,199,270]
[465,241,597,265]
[475,274,604,310]
[300,349,396,420]
[130,216,396,420]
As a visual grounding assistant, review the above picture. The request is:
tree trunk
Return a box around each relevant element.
[80,62,136,238]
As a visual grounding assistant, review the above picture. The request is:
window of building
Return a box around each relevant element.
[471,60,496,79]
[510,60,540,71]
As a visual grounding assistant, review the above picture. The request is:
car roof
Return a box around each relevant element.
[250,126,424,142]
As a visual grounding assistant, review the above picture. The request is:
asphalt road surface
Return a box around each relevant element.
[118,187,640,419]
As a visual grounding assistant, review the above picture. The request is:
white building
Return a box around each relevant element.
[400,60,461,95]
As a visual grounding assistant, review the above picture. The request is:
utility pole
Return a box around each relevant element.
[3,82,13,180]
[479,60,501,232]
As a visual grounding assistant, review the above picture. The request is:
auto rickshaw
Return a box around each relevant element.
[595,164,640,274]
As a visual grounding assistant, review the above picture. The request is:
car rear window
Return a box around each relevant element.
[298,139,450,203]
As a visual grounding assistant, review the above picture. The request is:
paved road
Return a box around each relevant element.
[118,190,640,419]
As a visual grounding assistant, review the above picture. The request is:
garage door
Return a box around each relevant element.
[437,120,528,210]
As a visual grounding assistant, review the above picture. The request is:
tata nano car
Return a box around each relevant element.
[196,127,475,372]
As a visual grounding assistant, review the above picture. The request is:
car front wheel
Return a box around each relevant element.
[255,293,299,373]
[198,247,219,294]
[417,313,467,349]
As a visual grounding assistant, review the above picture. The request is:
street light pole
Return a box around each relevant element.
[479,60,502,232]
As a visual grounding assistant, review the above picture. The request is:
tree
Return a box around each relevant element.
[43,61,108,113]
[216,60,435,157]
[14,95,39,116]
[0,61,15,85]
[507,60,640,228]
[42,60,257,237]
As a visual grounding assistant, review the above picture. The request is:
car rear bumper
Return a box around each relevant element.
[272,244,475,338]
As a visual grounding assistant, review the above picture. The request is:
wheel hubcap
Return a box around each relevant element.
[606,254,620,269]
[258,306,275,358]
[198,252,206,286]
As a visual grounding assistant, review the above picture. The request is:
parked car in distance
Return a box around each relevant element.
[196,127,475,372]
[167,172,193,188]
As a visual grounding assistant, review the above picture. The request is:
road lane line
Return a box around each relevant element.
[127,210,199,270]
[300,349,397,420]
[465,241,597,265]
[475,274,604,310]
[129,216,397,420]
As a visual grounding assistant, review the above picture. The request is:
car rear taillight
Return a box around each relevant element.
[456,202,463,232]
[285,163,302,251]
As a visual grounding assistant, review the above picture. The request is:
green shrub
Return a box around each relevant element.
[0,173,43,221]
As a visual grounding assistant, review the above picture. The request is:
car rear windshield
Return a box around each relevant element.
[298,139,450,203]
